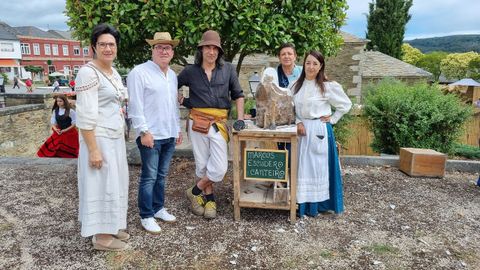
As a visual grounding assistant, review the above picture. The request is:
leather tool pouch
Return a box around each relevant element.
[191,111,214,134]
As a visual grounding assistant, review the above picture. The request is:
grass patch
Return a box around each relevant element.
[451,144,480,160]
[363,243,399,255]
[319,249,334,259]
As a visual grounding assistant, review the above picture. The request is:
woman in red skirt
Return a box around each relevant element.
[37,94,79,158]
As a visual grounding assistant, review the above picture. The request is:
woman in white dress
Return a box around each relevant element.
[75,23,129,251]
[293,50,352,217]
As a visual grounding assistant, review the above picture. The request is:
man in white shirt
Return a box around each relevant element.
[127,32,183,234]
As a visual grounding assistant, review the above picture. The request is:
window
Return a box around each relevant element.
[62,45,69,56]
[21,43,31,54]
[33,43,40,55]
[83,47,89,56]
[63,65,70,75]
[73,46,80,55]
[73,65,80,74]
[52,44,59,55]
[44,44,51,55]
[0,42,14,52]
[48,65,55,73]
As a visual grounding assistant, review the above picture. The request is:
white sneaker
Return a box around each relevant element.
[154,208,177,223]
[140,217,161,234]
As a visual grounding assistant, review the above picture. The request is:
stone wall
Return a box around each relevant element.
[0,94,53,157]
[326,42,366,104]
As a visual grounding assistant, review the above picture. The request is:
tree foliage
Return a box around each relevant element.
[24,65,44,79]
[415,51,448,81]
[467,55,480,80]
[65,0,348,72]
[401,43,423,65]
[366,0,412,59]
[363,78,472,154]
[440,52,479,80]
[406,35,480,53]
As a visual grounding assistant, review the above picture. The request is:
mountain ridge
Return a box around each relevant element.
[405,34,480,53]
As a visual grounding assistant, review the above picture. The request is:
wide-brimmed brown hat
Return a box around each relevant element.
[197,30,223,53]
[146,32,179,47]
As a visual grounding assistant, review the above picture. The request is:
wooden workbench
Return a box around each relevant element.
[232,125,298,223]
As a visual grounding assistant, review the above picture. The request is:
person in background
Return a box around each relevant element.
[25,78,33,93]
[261,43,302,90]
[37,94,79,158]
[75,23,130,251]
[13,77,20,89]
[261,43,303,163]
[127,32,182,234]
[69,78,76,91]
[293,50,352,217]
[178,30,244,219]
[53,79,60,92]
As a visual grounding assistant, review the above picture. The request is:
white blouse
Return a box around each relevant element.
[50,108,76,125]
[75,63,128,138]
[294,80,352,124]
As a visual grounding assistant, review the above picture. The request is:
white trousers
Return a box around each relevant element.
[188,120,228,182]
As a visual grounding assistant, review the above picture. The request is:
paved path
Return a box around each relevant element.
[2,84,72,95]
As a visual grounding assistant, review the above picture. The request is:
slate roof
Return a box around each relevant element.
[0,21,19,40]
[48,30,72,39]
[340,31,368,44]
[360,51,432,78]
[13,26,59,39]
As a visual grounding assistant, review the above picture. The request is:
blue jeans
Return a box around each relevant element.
[137,137,176,218]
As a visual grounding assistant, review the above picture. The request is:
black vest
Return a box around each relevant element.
[55,108,72,130]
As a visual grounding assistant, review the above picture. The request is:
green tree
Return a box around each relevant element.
[401,43,423,65]
[65,0,348,73]
[440,52,479,80]
[24,65,44,80]
[467,55,480,80]
[416,51,448,81]
[366,0,412,59]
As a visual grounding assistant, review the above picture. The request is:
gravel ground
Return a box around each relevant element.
[0,157,479,270]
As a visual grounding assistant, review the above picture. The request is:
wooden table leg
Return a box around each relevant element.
[233,134,241,221]
[289,135,298,224]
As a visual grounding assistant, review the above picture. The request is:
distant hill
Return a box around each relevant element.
[405,35,480,53]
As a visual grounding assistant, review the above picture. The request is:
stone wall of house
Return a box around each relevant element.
[326,42,366,104]
[0,103,51,157]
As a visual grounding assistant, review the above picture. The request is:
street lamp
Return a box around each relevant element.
[248,71,261,96]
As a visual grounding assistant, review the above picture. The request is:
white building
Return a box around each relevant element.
[0,22,22,81]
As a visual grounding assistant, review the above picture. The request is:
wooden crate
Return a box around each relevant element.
[399,148,447,177]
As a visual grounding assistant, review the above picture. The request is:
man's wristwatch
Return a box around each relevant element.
[140,130,150,136]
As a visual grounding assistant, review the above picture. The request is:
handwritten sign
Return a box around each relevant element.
[244,148,288,181]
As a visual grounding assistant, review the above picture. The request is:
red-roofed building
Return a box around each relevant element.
[14,26,92,81]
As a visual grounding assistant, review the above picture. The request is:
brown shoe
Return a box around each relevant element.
[92,236,128,251]
[185,187,205,216]
[204,201,217,219]
[113,230,130,241]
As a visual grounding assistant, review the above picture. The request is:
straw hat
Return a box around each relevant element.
[145,32,179,47]
[197,30,223,53]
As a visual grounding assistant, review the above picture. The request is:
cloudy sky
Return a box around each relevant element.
[1,0,479,40]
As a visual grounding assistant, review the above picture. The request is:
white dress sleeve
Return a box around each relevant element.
[75,65,100,130]
[70,109,77,125]
[328,81,352,124]
[50,111,56,125]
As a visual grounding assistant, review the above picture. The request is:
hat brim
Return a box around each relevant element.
[146,39,180,47]
[197,41,224,53]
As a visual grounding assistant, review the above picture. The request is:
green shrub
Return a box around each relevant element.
[333,110,353,147]
[452,144,480,159]
[363,78,473,154]
[230,97,256,119]
[1,73,8,85]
